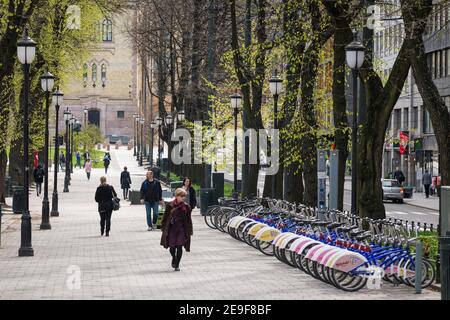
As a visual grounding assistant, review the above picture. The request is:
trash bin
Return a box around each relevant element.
[129,190,141,205]
[212,172,225,198]
[12,186,25,214]
[200,188,218,215]
[156,206,165,229]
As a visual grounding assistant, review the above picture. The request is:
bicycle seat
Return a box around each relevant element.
[356,232,372,241]
[336,225,358,233]
[327,222,345,230]
[310,221,332,227]
[349,229,366,237]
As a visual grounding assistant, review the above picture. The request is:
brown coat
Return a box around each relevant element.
[160,201,193,252]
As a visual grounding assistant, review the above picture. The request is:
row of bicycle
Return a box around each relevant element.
[204,198,436,292]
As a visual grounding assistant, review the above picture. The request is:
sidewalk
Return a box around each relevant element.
[0,147,439,300]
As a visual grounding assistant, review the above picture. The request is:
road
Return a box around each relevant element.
[342,189,439,227]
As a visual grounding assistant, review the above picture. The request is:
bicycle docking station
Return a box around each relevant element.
[440,186,450,300]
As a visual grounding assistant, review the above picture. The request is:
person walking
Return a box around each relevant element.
[103,152,111,174]
[76,151,82,169]
[83,150,90,168]
[140,170,163,231]
[85,159,92,180]
[59,151,66,171]
[181,177,197,209]
[33,164,45,196]
[120,167,132,200]
[160,188,193,271]
[95,176,117,237]
[423,170,432,198]
[393,167,405,186]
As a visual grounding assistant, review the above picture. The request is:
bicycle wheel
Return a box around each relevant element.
[204,206,219,229]
[330,268,367,292]
[403,258,436,288]
[256,239,275,256]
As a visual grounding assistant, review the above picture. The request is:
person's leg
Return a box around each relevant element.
[175,245,183,269]
[38,183,42,195]
[152,202,160,228]
[145,202,152,229]
[99,213,106,236]
[425,184,430,198]
[123,188,127,200]
[169,247,176,268]
[105,211,112,236]
[125,188,129,199]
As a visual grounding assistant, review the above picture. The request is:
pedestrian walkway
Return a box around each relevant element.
[0,147,439,300]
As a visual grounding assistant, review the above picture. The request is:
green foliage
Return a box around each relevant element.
[73,124,104,153]
[418,231,439,260]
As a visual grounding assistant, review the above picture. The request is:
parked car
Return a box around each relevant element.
[382,179,404,204]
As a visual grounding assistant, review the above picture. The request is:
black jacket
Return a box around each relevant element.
[33,167,45,183]
[120,171,132,189]
[187,186,197,209]
[95,184,117,213]
[140,179,162,203]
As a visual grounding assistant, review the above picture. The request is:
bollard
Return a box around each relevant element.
[424,223,428,232]
[440,232,450,300]
[415,241,423,294]
[431,224,434,233]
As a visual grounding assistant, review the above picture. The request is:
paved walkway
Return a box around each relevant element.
[0,147,439,300]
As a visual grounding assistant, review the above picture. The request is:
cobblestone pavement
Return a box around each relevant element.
[0,148,439,300]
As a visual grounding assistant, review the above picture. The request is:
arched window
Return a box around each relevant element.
[82,63,88,84]
[102,19,113,41]
[92,64,97,86]
[101,64,107,87]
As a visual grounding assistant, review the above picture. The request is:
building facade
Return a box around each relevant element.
[375,0,450,190]
[59,5,139,143]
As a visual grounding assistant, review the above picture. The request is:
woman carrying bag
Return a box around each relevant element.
[95,176,119,237]
[160,188,193,271]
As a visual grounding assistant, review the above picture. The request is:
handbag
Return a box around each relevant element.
[111,188,120,211]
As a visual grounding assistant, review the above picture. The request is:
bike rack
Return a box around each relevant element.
[415,240,423,294]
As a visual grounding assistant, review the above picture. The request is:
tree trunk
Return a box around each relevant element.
[284,163,304,203]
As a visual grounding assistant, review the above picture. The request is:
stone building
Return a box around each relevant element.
[58,5,138,143]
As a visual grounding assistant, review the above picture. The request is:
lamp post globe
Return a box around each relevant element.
[39,70,55,230]
[17,29,37,257]
[345,35,366,216]
[177,111,185,122]
[165,114,173,125]
[51,88,63,217]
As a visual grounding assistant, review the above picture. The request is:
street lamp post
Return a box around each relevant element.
[177,111,185,177]
[230,92,242,199]
[139,118,144,166]
[165,114,173,183]
[156,117,163,168]
[345,35,366,216]
[136,116,141,163]
[83,107,88,127]
[70,116,76,174]
[268,70,283,200]
[63,109,71,193]
[142,118,147,160]
[39,70,55,230]
[51,89,64,217]
[150,121,157,167]
[133,113,138,157]
[17,29,36,257]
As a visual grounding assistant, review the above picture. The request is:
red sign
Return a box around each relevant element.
[399,131,409,155]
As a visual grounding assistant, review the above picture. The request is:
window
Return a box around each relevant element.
[82,63,88,83]
[411,107,418,130]
[431,52,435,79]
[92,64,97,83]
[436,50,441,78]
[394,109,401,133]
[403,107,409,129]
[447,48,450,76]
[423,109,434,134]
[102,19,113,41]
[380,31,384,55]
[117,111,125,118]
[101,64,107,84]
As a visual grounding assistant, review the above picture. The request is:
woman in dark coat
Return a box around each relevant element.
[120,166,132,200]
[181,177,197,209]
[160,188,193,271]
[95,176,117,237]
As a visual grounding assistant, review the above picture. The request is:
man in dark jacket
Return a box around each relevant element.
[393,167,405,185]
[33,164,45,196]
[120,167,132,200]
[140,170,163,231]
